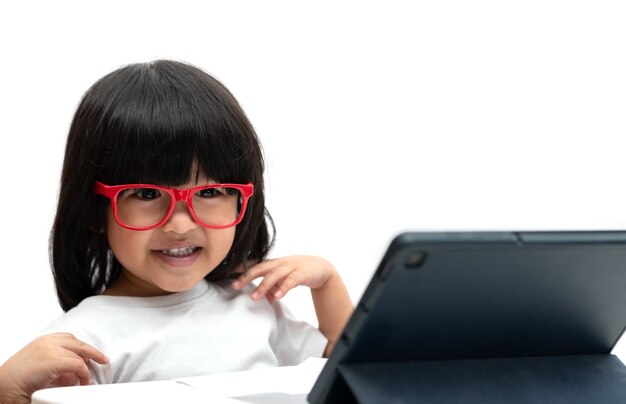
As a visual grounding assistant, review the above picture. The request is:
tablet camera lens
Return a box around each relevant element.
[405,251,426,269]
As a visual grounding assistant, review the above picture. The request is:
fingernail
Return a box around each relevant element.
[232,280,240,289]
[274,290,284,298]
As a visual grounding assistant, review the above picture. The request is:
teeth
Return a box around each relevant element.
[161,247,197,257]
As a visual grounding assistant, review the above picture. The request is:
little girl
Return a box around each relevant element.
[2,60,352,395]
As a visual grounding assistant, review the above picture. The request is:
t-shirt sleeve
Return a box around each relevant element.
[39,308,111,384]
[269,300,328,366]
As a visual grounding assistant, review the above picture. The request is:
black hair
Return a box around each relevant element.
[50,60,274,311]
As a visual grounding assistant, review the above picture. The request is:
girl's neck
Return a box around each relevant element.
[102,271,175,297]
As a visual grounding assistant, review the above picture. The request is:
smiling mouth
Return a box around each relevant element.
[158,247,202,257]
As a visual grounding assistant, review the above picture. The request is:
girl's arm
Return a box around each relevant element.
[0,333,109,403]
[310,263,354,356]
[232,256,354,356]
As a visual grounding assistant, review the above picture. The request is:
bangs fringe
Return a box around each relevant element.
[90,61,255,186]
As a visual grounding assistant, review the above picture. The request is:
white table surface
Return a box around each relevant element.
[31,357,326,404]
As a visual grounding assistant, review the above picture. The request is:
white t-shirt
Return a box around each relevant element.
[42,280,327,384]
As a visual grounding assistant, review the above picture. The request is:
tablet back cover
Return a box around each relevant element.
[308,231,626,403]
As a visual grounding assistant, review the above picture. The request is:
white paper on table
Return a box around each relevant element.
[176,357,327,398]
[32,379,247,404]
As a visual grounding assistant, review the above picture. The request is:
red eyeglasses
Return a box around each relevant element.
[94,182,254,231]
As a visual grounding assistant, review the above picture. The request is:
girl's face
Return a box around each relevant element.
[104,174,236,297]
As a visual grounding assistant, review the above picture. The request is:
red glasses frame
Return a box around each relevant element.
[93,181,254,231]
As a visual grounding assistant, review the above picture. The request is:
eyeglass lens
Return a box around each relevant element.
[115,186,242,228]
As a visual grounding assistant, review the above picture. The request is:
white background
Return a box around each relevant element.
[1,1,625,363]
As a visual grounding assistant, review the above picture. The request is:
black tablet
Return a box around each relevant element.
[308,231,626,403]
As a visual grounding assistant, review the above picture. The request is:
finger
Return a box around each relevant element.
[52,373,80,387]
[55,357,92,386]
[251,266,292,300]
[72,359,93,386]
[251,270,283,300]
[274,272,303,299]
[265,285,280,304]
[231,259,258,277]
[77,372,92,386]
[232,260,281,289]
[62,337,109,364]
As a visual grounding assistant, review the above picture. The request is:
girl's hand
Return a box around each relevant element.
[231,255,337,303]
[232,255,353,356]
[0,333,109,403]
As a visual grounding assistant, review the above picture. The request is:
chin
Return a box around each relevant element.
[159,279,202,293]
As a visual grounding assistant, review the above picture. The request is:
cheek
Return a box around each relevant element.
[106,212,152,266]
[204,228,237,260]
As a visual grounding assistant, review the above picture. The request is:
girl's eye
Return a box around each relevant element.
[196,188,221,198]
[134,188,161,200]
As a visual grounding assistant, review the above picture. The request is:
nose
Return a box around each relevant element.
[160,200,198,234]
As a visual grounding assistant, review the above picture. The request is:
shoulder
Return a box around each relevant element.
[40,296,115,347]
[44,295,110,323]
[209,281,273,314]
